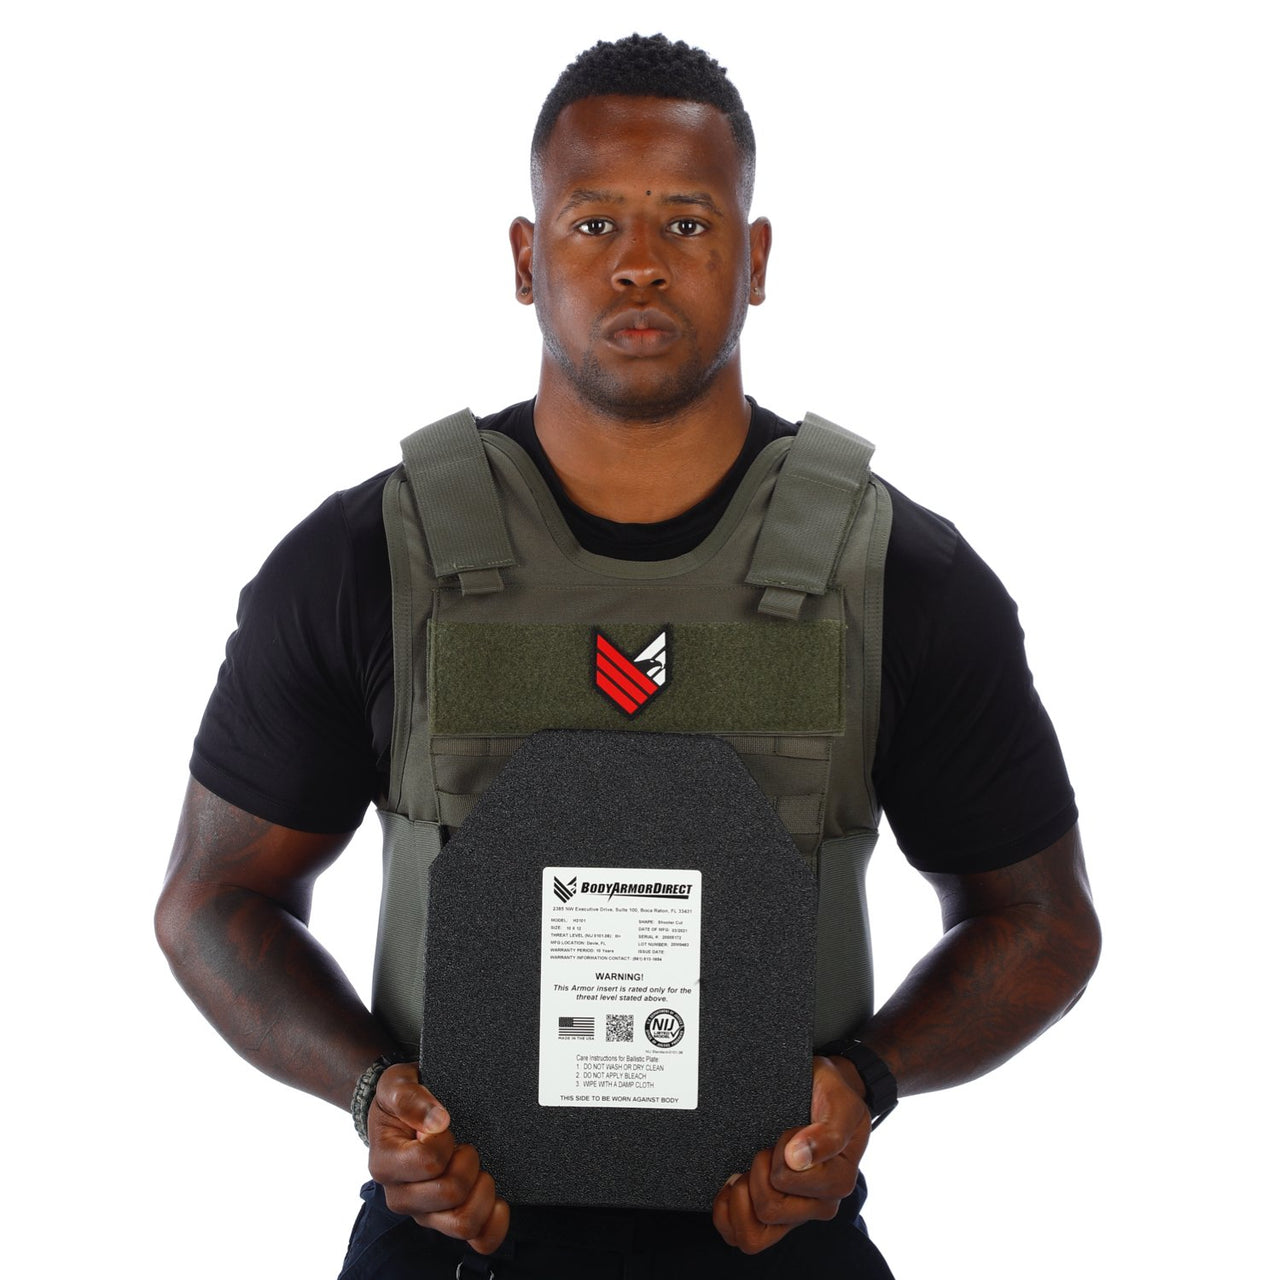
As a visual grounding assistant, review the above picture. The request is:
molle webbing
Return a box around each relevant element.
[430,731,835,840]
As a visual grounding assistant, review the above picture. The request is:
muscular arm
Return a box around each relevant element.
[856,822,1101,1095]
[154,776,395,1108]
[156,777,511,1250]
[714,823,1100,1252]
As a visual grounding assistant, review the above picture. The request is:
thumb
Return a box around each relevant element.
[783,1057,866,1172]
[374,1062,451,1137]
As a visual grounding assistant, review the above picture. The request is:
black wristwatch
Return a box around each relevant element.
[824,1039,899,1129]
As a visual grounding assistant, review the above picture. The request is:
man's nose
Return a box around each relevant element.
[611,224,670,291]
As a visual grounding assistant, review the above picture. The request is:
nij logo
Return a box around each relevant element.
[594,629,668,716]
[644,1007,685,1048]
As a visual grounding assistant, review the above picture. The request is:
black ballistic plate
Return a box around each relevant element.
[420,729,817,1211]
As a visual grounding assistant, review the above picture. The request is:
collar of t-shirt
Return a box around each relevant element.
[478,398,798,562]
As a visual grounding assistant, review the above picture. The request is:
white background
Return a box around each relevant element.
[3,3,1276,1275]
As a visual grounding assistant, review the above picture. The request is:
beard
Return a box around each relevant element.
[536,294,749,424]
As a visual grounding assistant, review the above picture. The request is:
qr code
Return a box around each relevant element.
[606,1014,634,1043]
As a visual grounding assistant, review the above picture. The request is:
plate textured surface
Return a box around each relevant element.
[420,729,817,1210]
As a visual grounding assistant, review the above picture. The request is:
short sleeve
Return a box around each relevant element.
[190,484,389,833]
[874,503,1077,874]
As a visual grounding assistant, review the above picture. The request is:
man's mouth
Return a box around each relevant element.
[605,309,677,339]
[603,309,680,354]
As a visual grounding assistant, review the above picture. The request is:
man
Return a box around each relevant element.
[157,33,1100,1279]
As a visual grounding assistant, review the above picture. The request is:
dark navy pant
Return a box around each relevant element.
[339,1176,896,1278]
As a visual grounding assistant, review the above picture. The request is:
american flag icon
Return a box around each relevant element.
[558,1016,595,1039]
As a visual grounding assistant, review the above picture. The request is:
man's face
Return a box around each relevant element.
[512,96,769,421]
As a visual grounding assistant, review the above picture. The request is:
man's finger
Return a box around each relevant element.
[421,1164,498,1241]
[748,1144,819,1226]
[782,1111,866,1172]
[380,1141,480,1218]
[711,1175,740,1248]
[373,1063,451,1136]
[723,1169,790,1255]
[750,1141,847,1221]
[769,1138,860,1201]
[368,1072,458,1185]
[467,1195,511,1255]
[782,1057,869,1172]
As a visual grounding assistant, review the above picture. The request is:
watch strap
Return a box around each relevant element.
[827,1039,899,1129]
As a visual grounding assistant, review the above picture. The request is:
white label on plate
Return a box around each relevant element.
[538,867,701,1109]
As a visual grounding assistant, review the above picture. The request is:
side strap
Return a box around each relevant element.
[400,409,517,595]
[746,412,875,620]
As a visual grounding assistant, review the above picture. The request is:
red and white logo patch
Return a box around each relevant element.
[594,630,668,717]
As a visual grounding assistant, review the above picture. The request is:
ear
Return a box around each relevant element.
[510,217,535,304]
[748,216,772,305]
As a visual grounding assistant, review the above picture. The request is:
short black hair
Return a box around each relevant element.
[532,33,755,201]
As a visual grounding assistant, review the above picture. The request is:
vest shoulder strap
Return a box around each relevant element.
[400,409,516,595]
[746,411,876,620]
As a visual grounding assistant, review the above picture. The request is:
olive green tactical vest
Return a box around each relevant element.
[374,409,893,1052]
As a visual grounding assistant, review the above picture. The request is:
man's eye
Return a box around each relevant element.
[670,219,707,237]
[576,217,615,236]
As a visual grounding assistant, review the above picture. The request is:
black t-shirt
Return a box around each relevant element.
[192,400,1077,874]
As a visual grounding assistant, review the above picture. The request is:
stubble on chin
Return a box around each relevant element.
[575,352,719,423]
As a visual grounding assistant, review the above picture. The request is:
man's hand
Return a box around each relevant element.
[711,1055,869,1254]
[367,1064,511,1255]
